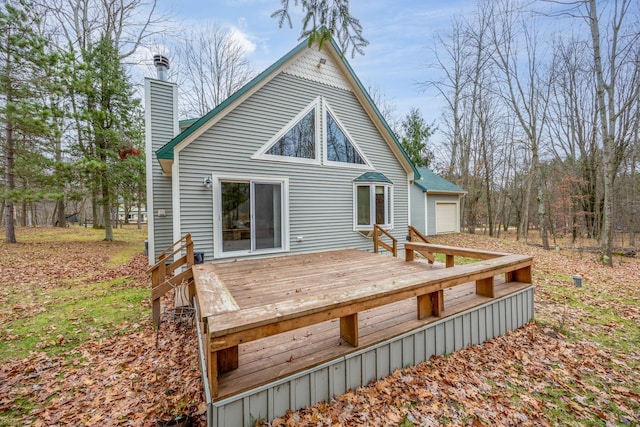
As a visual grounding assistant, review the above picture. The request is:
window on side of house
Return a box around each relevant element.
[266,108,316,159]
[325,110,365,165]
[354,183,392,229]
[254,97,320,164]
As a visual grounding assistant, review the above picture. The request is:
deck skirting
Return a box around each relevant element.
[206,286,534,427]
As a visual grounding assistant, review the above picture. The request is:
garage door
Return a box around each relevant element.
[435,202,458,234]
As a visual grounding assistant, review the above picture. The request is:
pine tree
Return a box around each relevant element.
[400,108,436,168]
[75,36,141,241]
[0,0,56,242]
[272,0,368,57]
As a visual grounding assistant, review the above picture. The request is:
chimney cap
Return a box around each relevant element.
[153,54,170,69]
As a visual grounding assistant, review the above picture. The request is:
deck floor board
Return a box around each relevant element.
[194,249,531,400]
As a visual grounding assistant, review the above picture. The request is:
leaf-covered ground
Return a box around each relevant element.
[1,228,638,426]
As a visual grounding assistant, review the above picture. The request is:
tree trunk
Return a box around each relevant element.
[92,192,102,228]
[4,120,16,243]
[136,189,142,230]
[56,199,66,227]
[102,177,113,241]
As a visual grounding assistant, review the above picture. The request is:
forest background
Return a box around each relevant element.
[1,0,639,266]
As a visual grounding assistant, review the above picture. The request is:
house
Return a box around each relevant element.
[144,38,419,264]
[410,167,465,235]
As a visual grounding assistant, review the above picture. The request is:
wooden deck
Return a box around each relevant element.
[192,247,533,401]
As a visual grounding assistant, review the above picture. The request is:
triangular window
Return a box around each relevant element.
[266,109,316,159]
[326,110,365,165]
[254,98,320,164]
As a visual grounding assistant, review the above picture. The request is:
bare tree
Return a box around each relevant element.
[425,4,498,234]
[547,35,602,242]
[367,84,400,136]
[38,0,164,60]
[488,0,553,248]
[585,0,639,265]
[173,23,254,118]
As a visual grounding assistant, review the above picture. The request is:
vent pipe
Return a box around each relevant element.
[153,54,169,81]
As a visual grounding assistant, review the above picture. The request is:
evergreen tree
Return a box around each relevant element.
[0,0,56,242]
[400,108,436,168]
[272,0,368,57]
[75,36,141,241]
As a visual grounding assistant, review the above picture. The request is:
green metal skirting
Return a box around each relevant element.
[202,286,535,427]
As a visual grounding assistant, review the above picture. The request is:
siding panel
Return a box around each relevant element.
[177,73,409,260]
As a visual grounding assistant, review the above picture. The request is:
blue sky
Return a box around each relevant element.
[155,0,474,130]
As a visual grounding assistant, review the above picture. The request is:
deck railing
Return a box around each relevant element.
[195,245,533,397]
[149,234,195,327]
[406,226,434,263]
[408,225,430,243]
[373,224,398,257]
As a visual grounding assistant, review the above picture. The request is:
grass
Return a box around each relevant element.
[0,225,148,364]
[0,279,148,362]
[533,270,640,357]
[14,224,146,244]
[432,253,480,265]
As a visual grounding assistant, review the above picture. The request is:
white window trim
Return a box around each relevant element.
[353,182,394,231]
[213,174,290,259]
[252,97,321,165]
[323,100,372,169]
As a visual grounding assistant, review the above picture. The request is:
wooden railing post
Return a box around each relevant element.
[406,226,434,263]
[186,234,194,267]
[151,261,166,328]
[372,224,398,257]
[446,254,455,268]
[373,225,380,254]
[149,233,196,329]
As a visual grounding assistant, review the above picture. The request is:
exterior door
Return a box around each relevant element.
[220,180,283,254]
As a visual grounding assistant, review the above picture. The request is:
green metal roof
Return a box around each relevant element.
[154,36,420,181]
[414,167,465,194]
[353,172,393,184]
[178,118,198,131]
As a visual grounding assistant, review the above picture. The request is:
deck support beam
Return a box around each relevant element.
[218,346,239,372]
[476,277,494,298]
[445,254,454,268]
[340,313,358,346]
[505,265,532,284]
[417,290,443,319]
[209,350,219,398]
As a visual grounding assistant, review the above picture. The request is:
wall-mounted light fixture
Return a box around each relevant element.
[317,58,327,68]
[203,176,212,188]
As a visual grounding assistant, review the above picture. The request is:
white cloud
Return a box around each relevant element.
[228,26,257,55]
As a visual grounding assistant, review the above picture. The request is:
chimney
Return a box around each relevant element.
[145,55,178,264]
[153,54,170,81]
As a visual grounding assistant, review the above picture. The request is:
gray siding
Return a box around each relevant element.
[177,73,409,261]
[425,193,460,235]
[208,286,535,427]
[410,185,427,235]
[146,79,177,260]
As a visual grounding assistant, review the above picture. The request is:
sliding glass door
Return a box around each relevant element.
[220,179,284,255]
